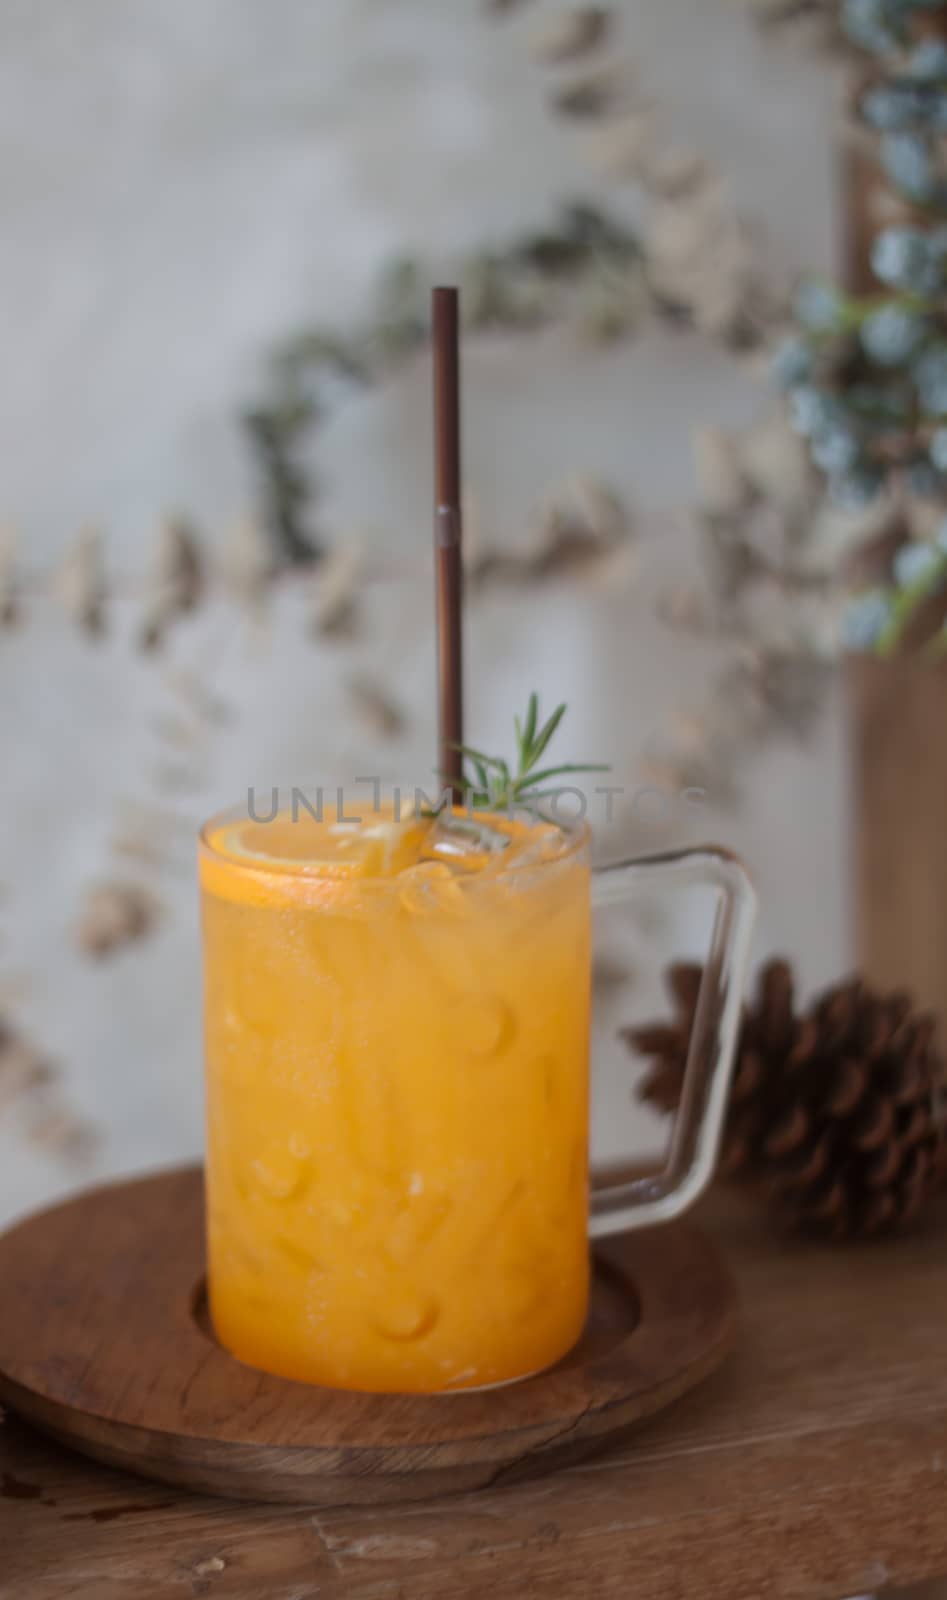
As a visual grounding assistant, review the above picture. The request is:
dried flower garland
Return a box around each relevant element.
[243,0,787,567]
[241,194,769,569]
[738,0,850,54]
[0,1007,96,1163]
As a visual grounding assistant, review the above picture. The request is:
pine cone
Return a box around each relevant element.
[623,959,947,1240]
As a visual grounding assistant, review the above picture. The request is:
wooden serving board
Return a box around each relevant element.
[0,1168,736,1506]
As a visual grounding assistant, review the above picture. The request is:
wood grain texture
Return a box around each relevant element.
[849,657,947,1039]
[0,1168,734,1507]
[3,1187,947,1600]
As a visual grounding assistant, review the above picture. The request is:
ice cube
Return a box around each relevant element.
[399,861,469,916]
[384,1189,452,1267]
[369,1288,440,1343]
[497,826,564,874]
[250,1142,310,1201]
[424,814,512,872]
[274,1233,326,1274]
[536,1053,559,1109]
[444,1365,479,1389]
[454,993,516,1059]
[338,817,433,876]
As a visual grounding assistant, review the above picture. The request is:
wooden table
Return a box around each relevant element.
[3,1191,947,1600]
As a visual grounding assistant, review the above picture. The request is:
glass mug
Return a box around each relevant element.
[199,802,756,1394]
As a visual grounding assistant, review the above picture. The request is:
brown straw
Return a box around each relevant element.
[432,286,464,805]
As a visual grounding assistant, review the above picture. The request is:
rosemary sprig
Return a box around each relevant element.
[453,693,609,811]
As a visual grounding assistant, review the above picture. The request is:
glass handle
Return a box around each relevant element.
[589,846,757,1237]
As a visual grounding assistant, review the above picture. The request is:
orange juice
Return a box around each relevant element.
[200,804,591,1393]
